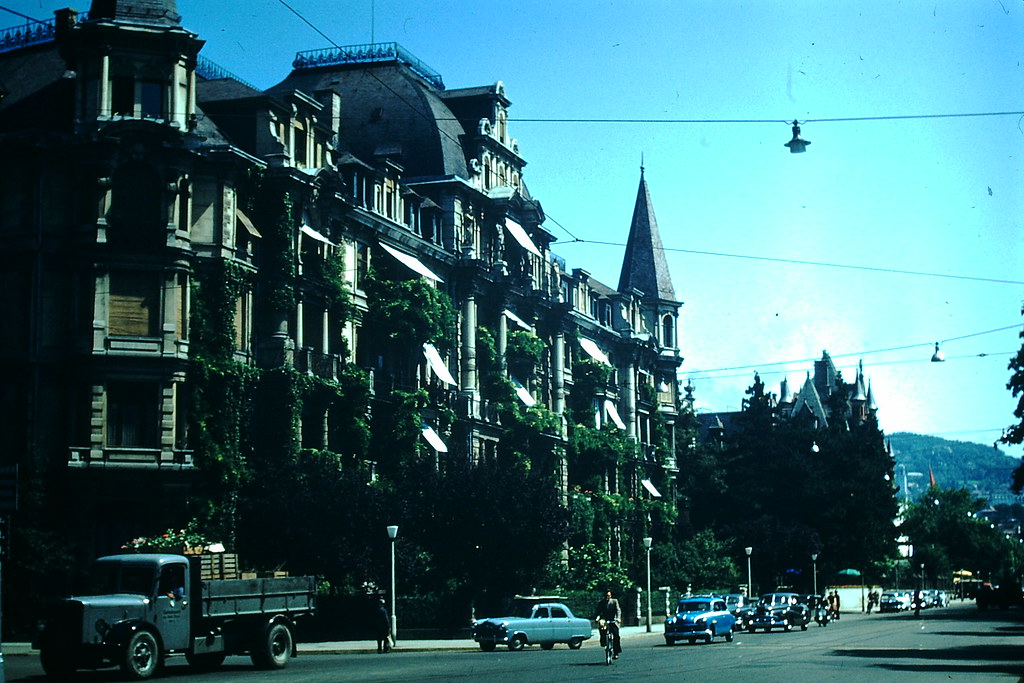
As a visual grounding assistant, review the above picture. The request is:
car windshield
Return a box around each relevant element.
[90,562,155,596]
[678,600,711,612]
[761,594,790,606]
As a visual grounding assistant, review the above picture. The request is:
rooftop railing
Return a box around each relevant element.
[293,42,444,90]
[195,55,260,91]
[0,16,60,53]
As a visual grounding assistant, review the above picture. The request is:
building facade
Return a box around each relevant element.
[0,1,683,568]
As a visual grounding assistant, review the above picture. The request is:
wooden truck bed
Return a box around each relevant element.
[199,576,316,619]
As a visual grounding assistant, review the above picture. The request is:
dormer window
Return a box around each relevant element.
[111,75,134,116]
[140,79,163,118]
[497,110,507,144]
[108,65,166,119]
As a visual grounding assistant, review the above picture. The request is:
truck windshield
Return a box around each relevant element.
[91,563,156,596]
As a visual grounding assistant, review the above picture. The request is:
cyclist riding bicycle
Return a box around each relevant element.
[594,589,622,659]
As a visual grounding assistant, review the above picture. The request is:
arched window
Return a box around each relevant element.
[661,314,675,347]
[497,110,508,144]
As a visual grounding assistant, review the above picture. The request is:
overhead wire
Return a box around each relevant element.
[548,238,1024,286]
[685,323,1022,378]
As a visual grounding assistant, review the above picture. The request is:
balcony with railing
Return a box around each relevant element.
[69,446,194,470]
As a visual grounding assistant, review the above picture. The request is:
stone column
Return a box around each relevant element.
[461,294,477,392]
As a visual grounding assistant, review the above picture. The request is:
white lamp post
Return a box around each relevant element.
[811,553,818,595]
[643,537,653,632]
[745,547,753,598]
[387,525,398,642]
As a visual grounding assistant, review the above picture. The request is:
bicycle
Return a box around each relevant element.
[597,619,615,665]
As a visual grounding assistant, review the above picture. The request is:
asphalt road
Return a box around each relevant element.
[5,601,1023,682]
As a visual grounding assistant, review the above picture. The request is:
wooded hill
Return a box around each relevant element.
[888,432,1021,505]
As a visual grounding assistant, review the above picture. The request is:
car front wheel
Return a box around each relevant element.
[508,634,526,651]
[725,629,734,642]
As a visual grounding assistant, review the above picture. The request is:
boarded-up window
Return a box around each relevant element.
[110,271,159,336]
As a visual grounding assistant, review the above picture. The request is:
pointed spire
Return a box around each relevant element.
[617,168,676,301]
[779,376,793,404]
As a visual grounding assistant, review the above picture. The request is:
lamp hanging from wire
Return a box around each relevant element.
[784,120,810,153]
[931,342,945,362]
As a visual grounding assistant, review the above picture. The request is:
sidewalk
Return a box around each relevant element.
[1,625,655,657]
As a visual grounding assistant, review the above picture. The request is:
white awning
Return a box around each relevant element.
[604,399,626,430]
[380,242,444,282]
[511,377,536,407]
[237,209,261,238]
[423,343,457,386]
[301,223,335,246]
[421,423,449,452]
[641,479,662,498]
[504,218,541,257]
[580,337,611,366]
[503,309,532,330]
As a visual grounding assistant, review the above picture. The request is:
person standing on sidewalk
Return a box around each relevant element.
[374,599,392,653]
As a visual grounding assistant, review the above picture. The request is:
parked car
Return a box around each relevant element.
[724,593,758,631]
[879,590,912,612]
[664,596,736,645]
[746,592,810,632]
[471,600,592,651]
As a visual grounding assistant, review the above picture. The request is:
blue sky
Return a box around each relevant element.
[6,0,1023,451]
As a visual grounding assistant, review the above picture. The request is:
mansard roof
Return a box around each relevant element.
[267,49,469,180]
[618,168,676,302]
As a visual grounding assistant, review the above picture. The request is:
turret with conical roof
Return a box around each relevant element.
[618,166,676,302]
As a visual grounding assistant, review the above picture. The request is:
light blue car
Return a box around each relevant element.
[472,601,593,651]
[664,596,736,645]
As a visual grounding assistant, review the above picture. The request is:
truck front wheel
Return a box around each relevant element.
[40,647,75,680]
[121,630,160,680]
[252,622,293,669]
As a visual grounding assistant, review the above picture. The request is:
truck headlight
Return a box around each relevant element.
[95,619,110,636]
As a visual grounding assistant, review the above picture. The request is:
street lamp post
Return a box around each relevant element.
[811,553,818,595]
[387,525,398,642]
[643,537,653,632]
[745,547,753,598]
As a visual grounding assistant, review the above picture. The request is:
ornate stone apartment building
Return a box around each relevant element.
[0,0,683,556]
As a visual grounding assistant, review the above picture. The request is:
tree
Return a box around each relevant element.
[1001,308,1024,493]
[900,486,1020,582]
[702,373,898,588]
